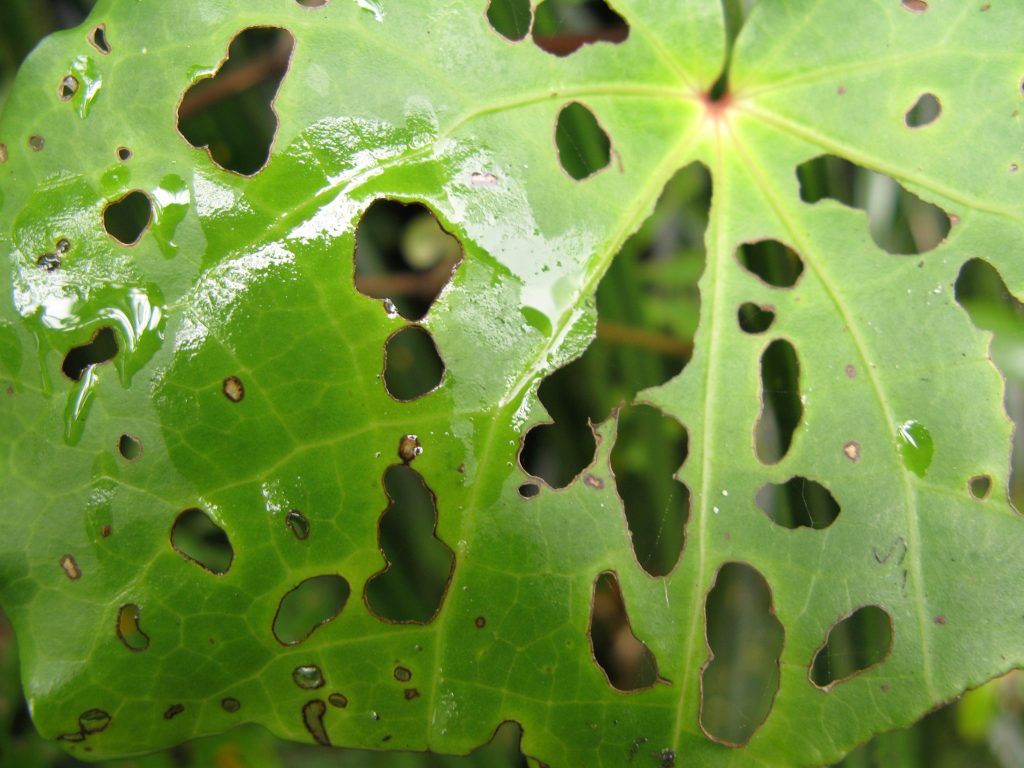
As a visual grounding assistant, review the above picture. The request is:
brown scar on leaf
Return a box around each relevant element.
[163,704,184,720]
[399,434,422,463]
[583,473,604,490]
[843,441,861,462]
[404,688,420,700]
[845,364,857,378]
[60,554,81,580]
[934,615,947,625]
[223,376,244,402]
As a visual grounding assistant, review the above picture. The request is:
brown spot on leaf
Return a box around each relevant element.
[223,376,244,402]
[404,688,420,700]
[845,364,857,378]
[843,442,861,462]
[163,704,184,720]
[583,473,604,490]
[221,697,241,713]
[398,434,422,463]
[394,666,412,682]
[60,554,81,580]
[475,616,486,629]
[934,615,947,625]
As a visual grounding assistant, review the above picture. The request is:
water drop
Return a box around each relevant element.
[897,420,934,478]
[293,665,325,689]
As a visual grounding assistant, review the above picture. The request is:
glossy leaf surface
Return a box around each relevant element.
[1,1,1023,766]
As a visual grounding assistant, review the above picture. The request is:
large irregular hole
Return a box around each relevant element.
[755,476,840,530]
[588,571,660,691]
[905,92,941,128]
[810,605,893,689]
[365,465,454,623]
[610,404,689,576]
[177,27,294,176]
[700,562,784,747]
[62,327,118,382]
[170,508,233,575]
[736,240,804,288]
[532,0,629,56]
[956,257,1024,507]
[555,102,611,180]
[273,574,351,645]
[103,190,153,246]
[797,155,951,255]
[738,303,775,334]
[487,0,532,41]
[754,339,802,465]
[354,200,463,320]
[302,699,331,746]
[521,163,711,488]
[116,604,150,651]
[383,326,445,401]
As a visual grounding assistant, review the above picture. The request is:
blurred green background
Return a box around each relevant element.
[3,1,1024,766]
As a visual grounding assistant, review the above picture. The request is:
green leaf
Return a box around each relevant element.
[0,1,1022,765]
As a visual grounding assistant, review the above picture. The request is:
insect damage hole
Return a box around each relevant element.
[754,339,802,465]
[736,240,804,288]
[296,0,328,6]
[354,200,463,320]
[62,327,118,381]
[366,465,454,623]
[969,474,992,500]
[700,562,784,747]
[905,92,941,128]
[383,326,445,401]
[520,162,711,489]
[797,155,951,255]
[532,0,629,56]
[755,476,840,529]
[118,433,143,461]
[487,0,532,41]
[610,404,690,576]
[116,603,150,651]
[88,24,111,54]
[556,102,611,180]
[273,575,351,645]
[902,0,928,11]
[103,190,153,246]
[170,508,233,575]
[810,605,893,689]
[59,75,79,102]
[177,27,295,176]
[738,303,775,334]
[588,571,661,691]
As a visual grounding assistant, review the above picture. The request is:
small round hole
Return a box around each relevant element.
[28,135,45,152]
[969,474,992,500]
[118,433,143,461]
[117,146,133,162]
[518,482,540,498]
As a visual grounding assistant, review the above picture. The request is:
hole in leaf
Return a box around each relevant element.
[116,146,132,162]
[36,252,60,272]
[366,465,455,623]
[223,375,245,403]
[302,699,331,746]
[328,693,348,708]
[738,303,775,334]
[28,135,44,152]
[755,476,840,530]
[118,434,142,461]
[589,571,660,691]
[116,604,150,651]
[520,163,710,488]
[88,25,110,54]
[286,509,310,540]
[354,200,463,320]
[170,508,233,575]
[487,0,532,41]
[58,709,112,742]
[736,240,804,288]
[518,482,540,498]
[293,665,325,689]
[902,0,928,11]
[956,258,1024,507]
[296,0,328,6]
[103,190,153,246]
[62,327,117,382]
[810,605,893,688]
[555,102,611,180]
[532,0,629,56]
[610,404,689,576]
[383,326,445,401]
[969,474,992,500]
[163,704,184,720]
[905,92,941,128]
[700,562,784,747]
[221,698,241,713]
[797,155,951,255]
[394,666,412,682]
[754,339,802,465]
[177,27,294,176]
[273,574,351,645]
[59,75,79,101]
